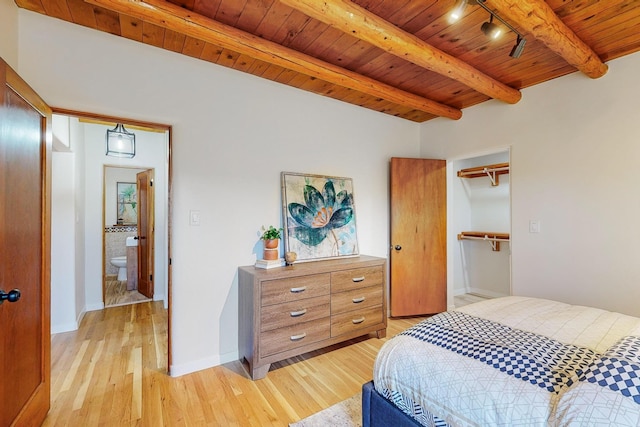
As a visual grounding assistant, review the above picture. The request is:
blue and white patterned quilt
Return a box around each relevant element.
[373,297,640,426]
[553,335,640,425]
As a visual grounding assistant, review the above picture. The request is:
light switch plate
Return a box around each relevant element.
[529,220,541,233]
[190,210,201,226]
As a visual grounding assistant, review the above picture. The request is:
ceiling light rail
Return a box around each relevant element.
[457,162,509,186]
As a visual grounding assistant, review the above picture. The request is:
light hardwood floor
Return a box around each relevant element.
[45,302,428,426]
[104,274,151,307]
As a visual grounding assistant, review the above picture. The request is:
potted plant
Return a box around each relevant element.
[261,225,283,260]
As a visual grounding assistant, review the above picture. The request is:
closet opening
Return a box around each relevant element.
[448,149,511,308]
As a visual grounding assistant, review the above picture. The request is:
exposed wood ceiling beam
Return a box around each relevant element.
[84,0,462,120]
[279,0,522,105]
[485,0,608,79]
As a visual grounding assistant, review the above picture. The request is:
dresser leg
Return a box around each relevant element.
[376,328,386,339]
[252,364,271,380]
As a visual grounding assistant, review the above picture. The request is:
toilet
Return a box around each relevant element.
[110,256,128,281]
[110,236,138,282]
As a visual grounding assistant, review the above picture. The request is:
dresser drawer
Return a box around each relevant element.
[261,295,330,332]
[331,285,382,314]
[260,318,331,357]
[331,266,383,294]
[261,273,330,306]
[331,305,383,337]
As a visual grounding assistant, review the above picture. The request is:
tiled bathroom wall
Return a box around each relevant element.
[105,226,137,276]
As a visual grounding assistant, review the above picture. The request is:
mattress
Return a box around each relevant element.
[373,296,640,426]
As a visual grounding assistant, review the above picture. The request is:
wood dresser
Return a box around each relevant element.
[239,255,387,380]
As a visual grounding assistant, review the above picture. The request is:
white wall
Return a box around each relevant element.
[51,150,78,333]
[0,0,18,68]
[72,117,87,323]
[17,10,420,375]
[422,51,640,317]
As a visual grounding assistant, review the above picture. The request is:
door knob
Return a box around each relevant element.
[0,289,21,305]
[394,245,402,251]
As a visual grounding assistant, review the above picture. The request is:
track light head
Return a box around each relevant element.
[448,0,469,23]
[509,36,527,58]
[450,0,525,59]
[481,15,502,39]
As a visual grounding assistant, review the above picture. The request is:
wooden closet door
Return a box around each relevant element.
[389,157,446,316]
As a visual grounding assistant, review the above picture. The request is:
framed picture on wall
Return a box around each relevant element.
[117,182,137,225]
[281,172,359,262]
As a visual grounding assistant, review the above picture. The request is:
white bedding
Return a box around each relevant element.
[373,296,640,426]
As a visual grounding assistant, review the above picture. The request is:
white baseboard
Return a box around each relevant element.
[466,287,509,299]
[453,288,469,296]
[453,287,509,299]
[51,321,78,334]
[51,308,87,334]
[86,302,105,312]
[77,308,86,327]
[169,350,239,378]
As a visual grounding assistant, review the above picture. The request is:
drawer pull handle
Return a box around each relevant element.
[352,276,365,282]
[290,309,307,317]
[352,317,365,324]
[290,333,307,341]
[352,297,365,304]
[290,286,307,293]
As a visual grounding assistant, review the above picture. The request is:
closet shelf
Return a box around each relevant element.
[457,162,509,186]
[457,231,510,252]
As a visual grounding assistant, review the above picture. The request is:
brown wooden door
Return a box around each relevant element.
[136,169,154,299]
[389,157,446,316]
[0,58,51,425]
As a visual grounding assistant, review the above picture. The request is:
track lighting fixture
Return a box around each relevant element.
[509,36,526,58]
[449,0,526,58]
[480,15,502,39]
[448,0,469,23]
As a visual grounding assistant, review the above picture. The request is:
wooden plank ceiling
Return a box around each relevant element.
[14,0,640,122]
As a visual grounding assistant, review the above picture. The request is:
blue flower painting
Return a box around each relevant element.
[282,172,359,261]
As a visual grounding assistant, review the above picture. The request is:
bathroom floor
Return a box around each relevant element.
[104,275,151,307]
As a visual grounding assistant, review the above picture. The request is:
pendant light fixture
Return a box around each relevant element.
[105,123,136,158]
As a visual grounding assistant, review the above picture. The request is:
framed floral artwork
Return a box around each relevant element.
[117,182,137,225]
[281,172,359,262]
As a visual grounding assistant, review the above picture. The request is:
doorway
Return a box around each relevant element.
[50,109,172,372]
[103,166,154,307]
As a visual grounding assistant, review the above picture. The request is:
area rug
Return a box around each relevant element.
[289,392,361,427]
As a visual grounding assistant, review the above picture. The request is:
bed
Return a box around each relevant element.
[362,296,640,426]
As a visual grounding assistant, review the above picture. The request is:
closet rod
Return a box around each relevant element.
[457,232,510,251]
[457,162,510,186]
[457,235,510,242]
[457,166,509,177]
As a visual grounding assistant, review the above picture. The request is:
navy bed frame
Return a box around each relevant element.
[361,381,422,427]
